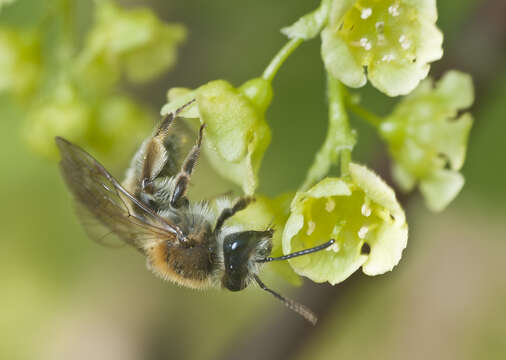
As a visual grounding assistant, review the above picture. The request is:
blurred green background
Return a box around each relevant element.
[1,1,505,359]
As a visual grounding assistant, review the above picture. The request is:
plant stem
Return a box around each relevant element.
[344,96,384,128]
[340,149,351,178]
[262,38,303,82]
[301,74,355,190]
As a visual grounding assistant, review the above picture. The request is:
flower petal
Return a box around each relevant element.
[349,163,405,223]
[321,27,366,88]
[419,169,465,212]
[435,70,475,111]
[368,60,430,97]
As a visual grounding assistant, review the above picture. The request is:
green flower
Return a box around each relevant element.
[222,194,301,285]
[321,0,443,96]
[0,0,15,10]
[23,81,91,159]
[0,28,41,97]
[161,78,272,195]
[283,163,407,285]
[379,70,474,211]
[77,1,186,85]
[93,96,153,161]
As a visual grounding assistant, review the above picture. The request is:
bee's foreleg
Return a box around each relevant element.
[214,196,255,232]
[169,124,205,208]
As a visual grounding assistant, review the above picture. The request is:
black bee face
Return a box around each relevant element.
[221,230,272,291]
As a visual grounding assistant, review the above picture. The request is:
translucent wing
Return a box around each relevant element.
[56,137,185,252]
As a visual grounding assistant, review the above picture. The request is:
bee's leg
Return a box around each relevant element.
[169,124,205,208]
[214,196,255,232]
[137,100,196,194]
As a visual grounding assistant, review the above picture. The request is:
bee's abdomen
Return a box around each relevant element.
[146,241,216,289]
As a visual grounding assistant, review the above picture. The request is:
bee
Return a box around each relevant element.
[56,100,334,325]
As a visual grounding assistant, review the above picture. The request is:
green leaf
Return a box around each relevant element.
[283,164,408,285]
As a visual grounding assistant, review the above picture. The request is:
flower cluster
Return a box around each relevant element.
[2,0,186,160]
[6,0,474,288]
[77,1,186,85]
[0,28,41,97]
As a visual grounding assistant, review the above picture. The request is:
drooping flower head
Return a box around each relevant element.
[321,0,443,96]
[379,71,474,211]
[283,163,408,285]
[162,78,272,195]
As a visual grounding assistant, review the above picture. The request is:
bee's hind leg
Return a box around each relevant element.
[170,124,205,208]
[129,100,195,195]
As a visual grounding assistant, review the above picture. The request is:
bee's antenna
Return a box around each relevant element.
[257,239,335,263]
[253,275,317,325]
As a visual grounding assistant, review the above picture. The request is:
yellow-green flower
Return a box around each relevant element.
[77,1,186,85]
[23,81,91,159]
[379,70,474,211]
[0,0,15,9]
[283,163,407,285]
[93,96,153,161]
[161,78,272,195]
[0,28,41,97]
[321,0,442,96]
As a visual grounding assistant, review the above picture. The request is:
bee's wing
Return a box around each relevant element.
[56,137,184,251]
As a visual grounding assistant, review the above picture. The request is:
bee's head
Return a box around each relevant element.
[221,229,273,291]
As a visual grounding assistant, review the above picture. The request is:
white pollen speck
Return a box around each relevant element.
[361,203,372,217]
[358,226,369,239]
[326,242,340,253]
[325,199,336,212]
[381,53,396,62]
[399,35,411,50]
[306,221,316,236]
[360,37,372,50]
[361,8,372,19]
[388,4,400,16]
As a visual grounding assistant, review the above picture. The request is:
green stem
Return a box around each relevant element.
[344,96,384,128]
[340,149,351,178]
[301,74,356,190]
[262,38,303,82]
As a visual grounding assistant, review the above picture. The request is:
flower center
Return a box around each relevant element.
[337,0,418,66]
